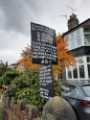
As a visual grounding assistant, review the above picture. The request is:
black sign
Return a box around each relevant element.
[39,65,53,99]
[31,22,57,65]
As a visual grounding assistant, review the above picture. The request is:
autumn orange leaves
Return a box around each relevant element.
[56,34,75,66]
[18,47,40,70]
[52,34,75,76]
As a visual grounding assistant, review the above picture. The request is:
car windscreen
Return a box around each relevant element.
[69,87,84,98]
[61,85,76,96]
[82,86,90,97]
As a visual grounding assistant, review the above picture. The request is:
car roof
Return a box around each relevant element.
[61,80,90,87]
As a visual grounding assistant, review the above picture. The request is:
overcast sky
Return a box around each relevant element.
[0,0,90,64]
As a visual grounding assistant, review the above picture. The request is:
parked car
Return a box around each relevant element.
[61,82,90,120]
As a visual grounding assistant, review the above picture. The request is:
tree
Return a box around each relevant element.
[0,67,19,95]
[6,70,45,110]
[18,45,40,70]
[0,68,19,86]
[0,61,8,76]
[52,34,75,96]
[52,34,75,78]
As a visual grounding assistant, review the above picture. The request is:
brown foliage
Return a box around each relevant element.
[52,34,75,76]
[18,56,40,70]
[18,46,40,70]
[56,34,75,66]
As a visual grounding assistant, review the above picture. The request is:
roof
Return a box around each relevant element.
[63,18,90,37]
[61,80,90,87]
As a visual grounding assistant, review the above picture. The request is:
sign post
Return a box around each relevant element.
[31,22,56,65]
[39,65,53,99]
[31,22,56,99]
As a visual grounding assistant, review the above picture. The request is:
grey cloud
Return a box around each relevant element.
[0,0,89,36]
[0,0,37,35]
[0,50,20,64]
[0,0,72,35]
[0,30,29,50]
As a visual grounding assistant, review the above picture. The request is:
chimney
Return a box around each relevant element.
[68,14,79,30]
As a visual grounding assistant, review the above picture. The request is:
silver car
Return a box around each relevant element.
[61,82,90,120]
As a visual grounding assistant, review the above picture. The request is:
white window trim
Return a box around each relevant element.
[66,56,90,81]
